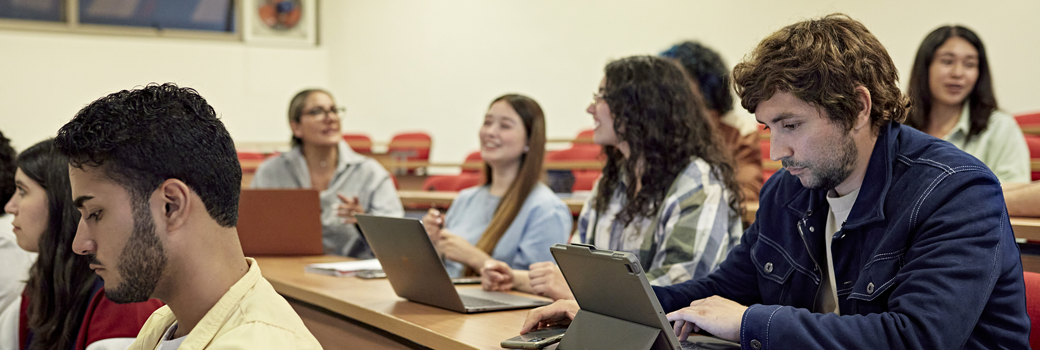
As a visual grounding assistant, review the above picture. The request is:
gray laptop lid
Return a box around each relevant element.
[551,244,739,350]
[355,214,549,313]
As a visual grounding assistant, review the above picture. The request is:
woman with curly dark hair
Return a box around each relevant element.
[905,25,1029,184]
[0,140,162,350]
[482,56,743,300]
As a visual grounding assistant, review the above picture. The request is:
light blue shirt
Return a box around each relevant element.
[442,183,572,277]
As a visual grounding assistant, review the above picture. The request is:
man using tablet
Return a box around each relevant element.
[523,14,1029,349]
[57,84,322,349]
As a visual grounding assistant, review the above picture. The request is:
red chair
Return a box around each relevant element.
[342,133,373,154]
[1016,111,1040,126]
[462,151,483,174]
[421,175,458,191]
[388,132,432,174]
[1025,135,1040,181]
[237,151,265,174]
[1024,271,1040,349]
[572,171,600,192]
[420,173,482,192]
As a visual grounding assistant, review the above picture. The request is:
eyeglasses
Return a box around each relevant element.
[303,106,347,121]
[592,92,606,104]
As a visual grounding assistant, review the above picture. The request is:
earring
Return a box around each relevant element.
[524,146,529,152]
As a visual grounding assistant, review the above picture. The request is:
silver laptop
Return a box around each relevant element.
[355,214,551,313]
[550,243,739,350]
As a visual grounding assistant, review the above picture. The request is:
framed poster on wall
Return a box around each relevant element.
[243,0,317,46]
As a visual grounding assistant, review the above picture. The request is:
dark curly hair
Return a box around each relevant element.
[660,41,734,115]
[18,140,93,350]
[595,56,742,225]
[905,25,995,144]
[733,13,910,134]
[0,130,15,212]
[55,83,241,227]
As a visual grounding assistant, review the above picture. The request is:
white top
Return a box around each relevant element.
[0,214,35,311]
[817,188,860,315]
[155,323,186,350]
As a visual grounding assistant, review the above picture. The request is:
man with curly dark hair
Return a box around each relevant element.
[522,14,1028,349]
[55,83,321,349]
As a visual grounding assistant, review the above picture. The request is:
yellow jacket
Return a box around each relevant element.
[128,258,322,350]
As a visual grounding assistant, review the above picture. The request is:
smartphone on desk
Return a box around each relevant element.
[500,327,566,349]
[356,269,386,279]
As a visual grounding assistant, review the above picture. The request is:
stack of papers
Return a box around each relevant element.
[304,259,382,277]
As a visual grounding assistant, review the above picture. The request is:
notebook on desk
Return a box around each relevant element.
[355,214,551,313]
[237,189,324,256]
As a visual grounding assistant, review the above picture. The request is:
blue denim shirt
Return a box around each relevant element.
[654,123,1030,349]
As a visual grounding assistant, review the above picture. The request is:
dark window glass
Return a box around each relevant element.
[0,0,64,22]
[79,0,235,33]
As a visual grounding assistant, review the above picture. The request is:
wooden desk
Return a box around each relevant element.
[398,190,586,213]
[254,256,543,350]
[1013,217,1040,242]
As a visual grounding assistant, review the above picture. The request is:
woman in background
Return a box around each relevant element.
[482,56,744,300]
[422,94,571,277]
[252,89,404,258]
[905,25,1029,184]
[0,140,162,350]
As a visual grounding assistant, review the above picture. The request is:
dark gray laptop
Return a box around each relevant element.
[355,214,551,313]
[550,243,739,350]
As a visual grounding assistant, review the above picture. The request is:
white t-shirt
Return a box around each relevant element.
[816,188,860,315]
[0,214,35,311]
[156,323,187,350]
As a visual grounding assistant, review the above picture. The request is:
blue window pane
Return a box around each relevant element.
[0,0,64,22]
[79,0,235,33]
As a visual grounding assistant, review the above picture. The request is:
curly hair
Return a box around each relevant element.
[595,56,742,225]
[54,83,241,227]
[18,140,94,350]
[660,41,734,115]
[733,13,910,133]
[905,25,995,144]
[0,130,15,211]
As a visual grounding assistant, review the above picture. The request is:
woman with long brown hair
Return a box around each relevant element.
[0,140,162,350]
[422,94,571,277]
[483,56,743,300]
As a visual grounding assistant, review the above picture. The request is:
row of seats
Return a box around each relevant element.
[420,130,605,193]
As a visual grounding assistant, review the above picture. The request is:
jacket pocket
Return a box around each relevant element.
[750,237,797,302]
[848,250,903,314]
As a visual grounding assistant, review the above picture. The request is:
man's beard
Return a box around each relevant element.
[782,133,857,191]
[105,199,168,304]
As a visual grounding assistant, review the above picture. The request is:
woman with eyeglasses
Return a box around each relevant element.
[421,94,571,278]
[0,139,163,350]
[251,89,404,258]
[905,25,1030,184]
[482,56,744,300]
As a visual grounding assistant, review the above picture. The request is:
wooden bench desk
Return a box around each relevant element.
[254,255,544,350]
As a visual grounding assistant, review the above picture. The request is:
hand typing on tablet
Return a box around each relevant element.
[665,295,746,342]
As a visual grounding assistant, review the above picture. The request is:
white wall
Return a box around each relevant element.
[1,0,1038,166]
[0,26,330,151]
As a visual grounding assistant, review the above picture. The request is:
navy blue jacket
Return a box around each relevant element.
[654,122,1030,349]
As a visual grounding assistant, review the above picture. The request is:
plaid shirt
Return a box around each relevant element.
[573,158,743,285]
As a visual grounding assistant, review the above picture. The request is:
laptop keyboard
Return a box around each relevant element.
[459,294,511,308]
